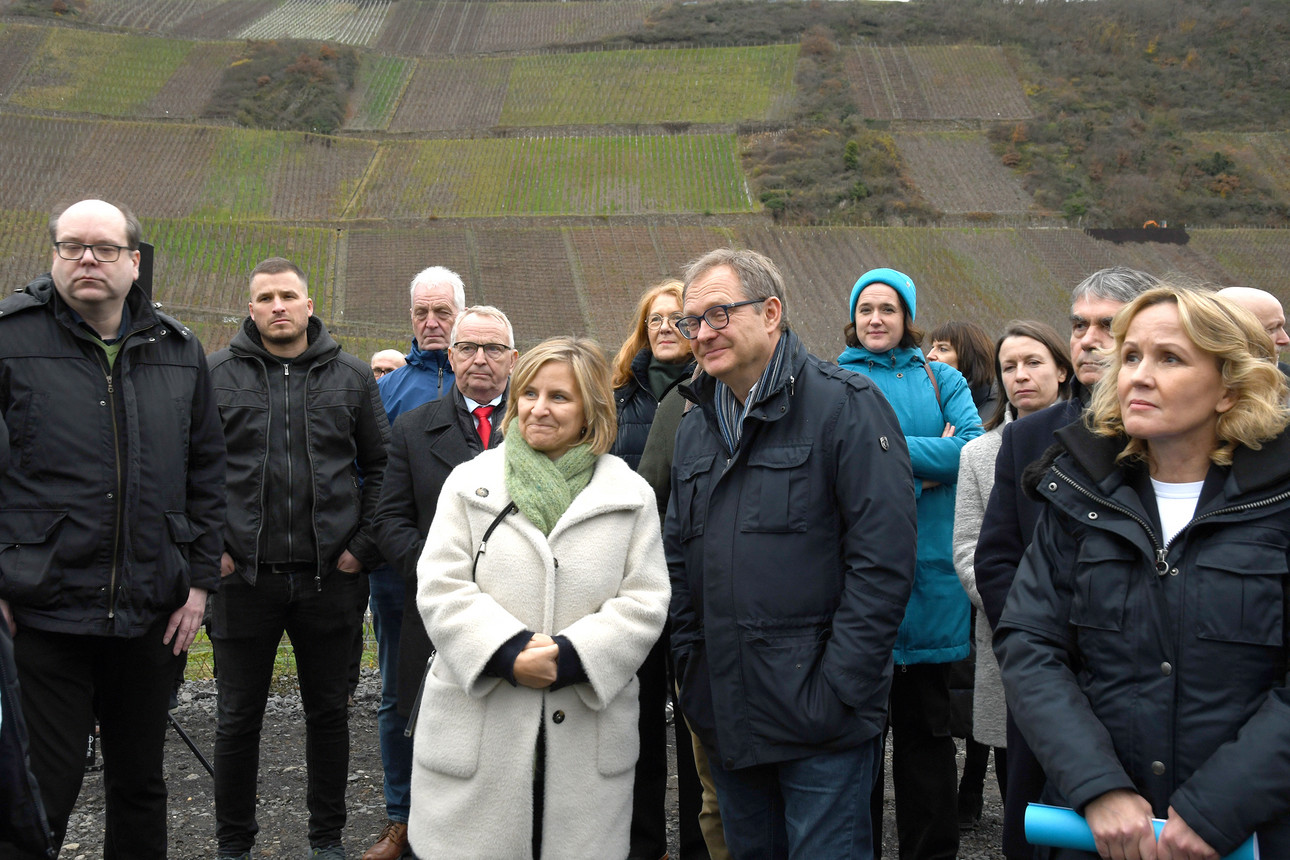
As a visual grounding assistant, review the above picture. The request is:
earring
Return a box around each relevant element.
[579,426,587,438]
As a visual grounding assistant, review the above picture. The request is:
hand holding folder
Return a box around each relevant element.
[1025,803,1259,860]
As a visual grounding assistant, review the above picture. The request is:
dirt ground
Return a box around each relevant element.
[60,671,1006,859]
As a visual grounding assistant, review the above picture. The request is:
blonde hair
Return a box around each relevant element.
[504,336,618,456]
[610,279,689,389]
[1086,286,1289,467]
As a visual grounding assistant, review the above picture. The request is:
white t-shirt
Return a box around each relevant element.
[1151,478,1205,546]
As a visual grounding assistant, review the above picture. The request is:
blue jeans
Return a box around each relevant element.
[369,563,413,823]
[210,568,364,853]
[709,737,881,860]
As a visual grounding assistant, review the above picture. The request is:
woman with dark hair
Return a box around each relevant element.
[928,320,998,424]
[996,287,1290,859]
[408,336,670,860]
[951,320,1073,830]
[839,267,982,860]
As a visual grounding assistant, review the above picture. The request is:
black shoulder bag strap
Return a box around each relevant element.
[405,501,518,738]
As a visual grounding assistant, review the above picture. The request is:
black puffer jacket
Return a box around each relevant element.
[208,317,389,582]
[0,276,226,636]
[666,331,917,771]
[610,348,693,471]
[996,422,1290,857]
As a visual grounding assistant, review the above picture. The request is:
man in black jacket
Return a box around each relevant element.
[0,199,227,858]
[373,305,515,727]
[666,248,916,859]
[207,258,389,860]
[974,265,1159,859]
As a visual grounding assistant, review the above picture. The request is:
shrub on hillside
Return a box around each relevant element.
[207,41,359,135]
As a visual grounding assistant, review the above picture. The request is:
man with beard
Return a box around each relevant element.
[207,257,390,860]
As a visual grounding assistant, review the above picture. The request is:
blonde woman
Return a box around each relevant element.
[996,287,1290,859]
[408,337,670,860]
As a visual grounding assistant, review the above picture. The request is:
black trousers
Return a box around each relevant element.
[872,663,960,860]
[209,569,364,853]
[7,618,178,859]
[629,629,705,860]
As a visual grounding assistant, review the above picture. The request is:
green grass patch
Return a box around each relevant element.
[348,54,412,130]
[142,217,336,315]
[353,134,755,218]
[12,28,192,116]
[184,626,378,686]
[499,45,797,126]
[194,127,286,219]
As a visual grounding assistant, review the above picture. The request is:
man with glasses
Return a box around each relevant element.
[207,257,390,860]
[364,265,467,860]
[370,349,406,379]
[373,307,518,804]
[0,199,227,857]
[666,248,916,859]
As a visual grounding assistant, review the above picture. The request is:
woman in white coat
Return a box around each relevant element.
[952,320,1072,807]
[409,336,671,860]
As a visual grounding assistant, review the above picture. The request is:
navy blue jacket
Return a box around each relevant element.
[666,331,917,770]
[610,348,693,472]
[997,423,1290,857]
[975,391,1086,629]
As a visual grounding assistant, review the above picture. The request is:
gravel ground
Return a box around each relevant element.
[60,671,1005,859]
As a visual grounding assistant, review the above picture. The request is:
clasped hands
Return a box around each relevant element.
[513,632,559,689]
[1085,789,1218,860]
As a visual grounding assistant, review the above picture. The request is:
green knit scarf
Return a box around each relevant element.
[503,419,597,536]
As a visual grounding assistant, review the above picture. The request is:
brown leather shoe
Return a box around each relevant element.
[362,821,410,860]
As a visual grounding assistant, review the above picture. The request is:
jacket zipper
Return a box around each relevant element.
[1051,465,1290,572]
[303,360,324,591]
[95,350,124,620]
[282,362,295,569]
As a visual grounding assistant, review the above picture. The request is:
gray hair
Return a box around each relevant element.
[450,305,515,348]
[409,266,466,311]
[683,248,788,332]
[1070,266,1161,306]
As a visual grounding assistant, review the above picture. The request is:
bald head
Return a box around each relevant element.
[1218,287,1289,351]
[370,348,406,379]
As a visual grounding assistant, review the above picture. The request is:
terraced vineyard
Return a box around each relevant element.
[78,0,227,32]
[500,46,798,126]
[351,134,754,218]
[346,54,414,130]
[143,41,237,118]
[386,56,512,132]
[9,28,193,116]
[1191,132,1290,199]
[239,0,393,46]
[845,45,1032,121]
[893,131,1033,215]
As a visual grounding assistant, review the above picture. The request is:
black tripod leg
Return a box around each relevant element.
[167,712,214,777]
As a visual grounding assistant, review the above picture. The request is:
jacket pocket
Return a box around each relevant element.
[1070,540,1133,632]
[1194,540,1285,647]
[413,669,488,778]
[163,510,204,601]
[740,619,851,746]
[0,509,69,604]
[674,453,715,541]
[597,676,641,776]
[740,443,812,534]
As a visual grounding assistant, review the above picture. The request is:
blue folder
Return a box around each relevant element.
[1025,803,1258,860]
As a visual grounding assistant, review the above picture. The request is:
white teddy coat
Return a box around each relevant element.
[407,446,670,860]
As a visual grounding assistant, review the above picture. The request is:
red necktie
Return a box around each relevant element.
[472,405,494,449]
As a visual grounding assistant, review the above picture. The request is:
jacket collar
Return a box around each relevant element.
[681,329,805,419]
[837,343,924,370]
[229,315,337,363]
[405,338,451,371]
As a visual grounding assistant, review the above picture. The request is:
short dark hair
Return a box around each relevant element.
[927,320,996,390]
[48,199,141,250]
[250,257,307,291]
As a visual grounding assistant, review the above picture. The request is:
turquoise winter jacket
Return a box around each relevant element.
[838,345,982,664]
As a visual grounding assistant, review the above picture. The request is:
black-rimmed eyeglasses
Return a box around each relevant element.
[53,242,133,263]
[675,299,764,340]
[452,341,510,360]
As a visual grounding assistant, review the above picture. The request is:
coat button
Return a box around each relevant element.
[1048,482,1057,491]
[1087,512,1098,519]
[1151,761,1166,775]
[475,487,489,497]
[552,710,565,724]
[1160,662,1172,676]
